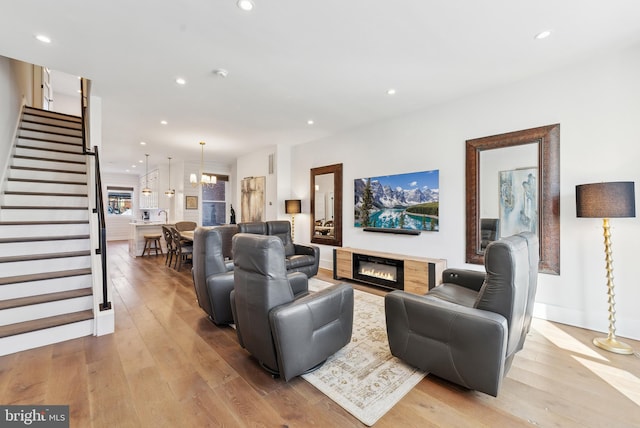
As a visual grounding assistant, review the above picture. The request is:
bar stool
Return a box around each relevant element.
[142,234,163,256]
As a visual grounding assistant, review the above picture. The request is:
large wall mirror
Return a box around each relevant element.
[466,124,560,274]
[310,163,343,247]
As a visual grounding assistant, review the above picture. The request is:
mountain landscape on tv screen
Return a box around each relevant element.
[354,170,439,231]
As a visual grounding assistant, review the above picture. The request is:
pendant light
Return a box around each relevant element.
[141,154,152,196]
[190,141,217,187]
[165,157,175,197]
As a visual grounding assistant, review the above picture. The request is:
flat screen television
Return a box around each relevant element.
[354,169,439,232]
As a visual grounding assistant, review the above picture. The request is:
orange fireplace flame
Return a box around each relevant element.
[359,267,396,282]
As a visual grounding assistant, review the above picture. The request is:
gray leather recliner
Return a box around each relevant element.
[237,220,320,277]
[230,233,354,381]
[191,227,235,325]
[384,232,538,397]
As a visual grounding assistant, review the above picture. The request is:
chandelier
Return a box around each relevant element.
[190,141,217,187]
[141,154,152,196]
[165,156,175,197]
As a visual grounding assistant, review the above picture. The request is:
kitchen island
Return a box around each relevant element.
[128,222,172,258]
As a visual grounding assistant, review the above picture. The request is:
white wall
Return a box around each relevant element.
[0,57,25,190]
[235,145,278,222]
[283,45,640,340]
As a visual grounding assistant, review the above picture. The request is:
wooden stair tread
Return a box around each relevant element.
[0,220,89,226]
[16,136,83,147]
[10,165,86,174]
[8,177,87,185]
[13,154,86,165]
[21,119,82,131]
[0,310,93,338]
[4,191,88,197]
[0,234,90,244]
[19,126,82,138]
[0,206,88,210]
[15,143,85,156]
[0,288,93,310]
[0,250,91,264]
[0,268,92,286]
[23,106,82,121]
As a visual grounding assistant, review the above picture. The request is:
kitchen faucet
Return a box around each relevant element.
[158,210,168,224]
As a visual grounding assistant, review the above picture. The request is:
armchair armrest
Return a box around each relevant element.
[269,283,354,381]
[441,268,486,292]
[224,260,234,272]
[206,271,235,325]
[385,290,507,396]
[287,271,309,297]
[294,243,319,258]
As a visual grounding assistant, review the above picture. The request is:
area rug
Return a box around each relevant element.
[303,278,426,426]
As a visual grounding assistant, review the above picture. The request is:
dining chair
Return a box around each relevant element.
[170,227,193,271]
[162,225,176,267]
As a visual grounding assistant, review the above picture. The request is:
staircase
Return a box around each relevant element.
[0,106,95,356]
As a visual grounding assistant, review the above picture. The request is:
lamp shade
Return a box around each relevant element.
[576,181,636,218]
[285,199,302,214]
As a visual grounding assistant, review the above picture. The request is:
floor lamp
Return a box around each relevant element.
[285,199,302,241]
[576,181,635,355]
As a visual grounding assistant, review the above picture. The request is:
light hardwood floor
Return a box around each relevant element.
[1,240,639,427]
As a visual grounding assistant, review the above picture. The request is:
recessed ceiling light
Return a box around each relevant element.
[160,120,168,125]
[307,120,314,125]
[387,88,397,95]
[131,165,136,168]
[139,160,143,163]
[140,141,146,145]
[535,30,552,40]
[237,0,254,11]
[176,77,186,85]
[35,34,51,44]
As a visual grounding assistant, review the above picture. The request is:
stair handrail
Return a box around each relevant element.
[81,78,111,311]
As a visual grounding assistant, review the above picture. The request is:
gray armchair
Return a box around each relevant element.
[230,233,354,381]
[237,220,320,277]
[191,227,235,325]
[384,232,538,396]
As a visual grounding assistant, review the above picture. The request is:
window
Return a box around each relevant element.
[107,187,133,216]
[202,175,228,226]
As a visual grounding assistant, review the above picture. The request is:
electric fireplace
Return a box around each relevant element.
[352,254,404,290]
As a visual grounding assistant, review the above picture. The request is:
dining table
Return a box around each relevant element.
[179,230,194,241]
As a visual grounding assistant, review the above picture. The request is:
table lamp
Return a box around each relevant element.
[576,181,635,354]
[285,199,302,241]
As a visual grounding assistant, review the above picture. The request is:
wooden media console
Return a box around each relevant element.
[333,247,447,295]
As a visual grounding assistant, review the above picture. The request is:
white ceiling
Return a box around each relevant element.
[2,1,640,173]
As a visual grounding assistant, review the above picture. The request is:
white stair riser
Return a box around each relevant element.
[20,122,82,136]
[0,209,90,222]
[0,224,89,239]
[17,138,83,154]
[0,295,93,325]
[1,256,91,276]
[0,239,91,257]
[22,114,82,130]
[6,180,87,194]
[0,274,92,300]
[0,319,93,357]
[3,194,88,207]
[12,157,86,172]
[9,168,86,182]
[18,130,83,145]
[15,146,86,163]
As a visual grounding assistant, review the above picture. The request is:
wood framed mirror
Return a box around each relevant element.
[310,163,343,247]
[466,124,560,274]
